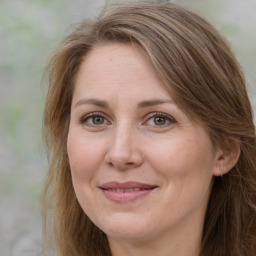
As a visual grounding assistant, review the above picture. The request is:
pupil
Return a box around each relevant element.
[154,117,165,125]
[93,116,104,124]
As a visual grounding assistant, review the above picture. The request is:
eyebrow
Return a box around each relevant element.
[74,98,109,108]
[137,99,173,108]
[74,98,173,109]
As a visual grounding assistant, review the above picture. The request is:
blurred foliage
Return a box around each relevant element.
[0,0,65,200]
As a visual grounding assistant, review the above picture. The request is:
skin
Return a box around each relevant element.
[67,43,236,256]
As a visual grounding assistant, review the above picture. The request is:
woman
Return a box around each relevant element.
[41,2,256,256]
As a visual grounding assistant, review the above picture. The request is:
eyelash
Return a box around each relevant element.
[144,112,176,127]
[80,112,110,127]
[79,112,176,128]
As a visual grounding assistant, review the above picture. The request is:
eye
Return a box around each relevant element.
[153,116,168,125]
[144,113,176,127]
[80,112,110,127]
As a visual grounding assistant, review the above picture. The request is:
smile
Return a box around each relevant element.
[105,188,150,192]
[99,182,158,202]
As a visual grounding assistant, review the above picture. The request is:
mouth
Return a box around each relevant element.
[99,181,158,202]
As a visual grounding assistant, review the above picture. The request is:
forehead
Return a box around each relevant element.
[77,43,155,82]
[73,43,173,101]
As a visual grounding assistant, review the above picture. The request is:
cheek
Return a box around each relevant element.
[146,136,214,214]
[67,133,102,180]
[144,135,215,178]
[67,133,104,210]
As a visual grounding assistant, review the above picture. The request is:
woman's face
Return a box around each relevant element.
[67,43,220,244]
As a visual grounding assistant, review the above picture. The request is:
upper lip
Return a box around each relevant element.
[99,181,158,190]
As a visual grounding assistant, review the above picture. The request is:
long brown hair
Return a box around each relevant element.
[41,2,256,255]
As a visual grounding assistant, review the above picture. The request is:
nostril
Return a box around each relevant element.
[107,161,135,168]
[126,162,135,166]
[107,162,114,167]
[106,158,141,170]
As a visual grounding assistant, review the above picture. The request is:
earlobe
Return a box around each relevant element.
[212,142,241,177]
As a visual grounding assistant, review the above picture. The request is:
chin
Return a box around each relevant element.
[96,213,154,241]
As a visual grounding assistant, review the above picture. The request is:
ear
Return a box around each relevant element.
[212,141,240,176]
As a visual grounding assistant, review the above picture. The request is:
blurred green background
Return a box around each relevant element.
[0,0,255,255]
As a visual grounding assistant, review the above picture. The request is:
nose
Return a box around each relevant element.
[105,124,144,171]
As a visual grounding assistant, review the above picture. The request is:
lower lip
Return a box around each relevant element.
[101,188,156,202]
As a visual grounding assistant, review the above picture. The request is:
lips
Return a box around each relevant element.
[99,182,157,202]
